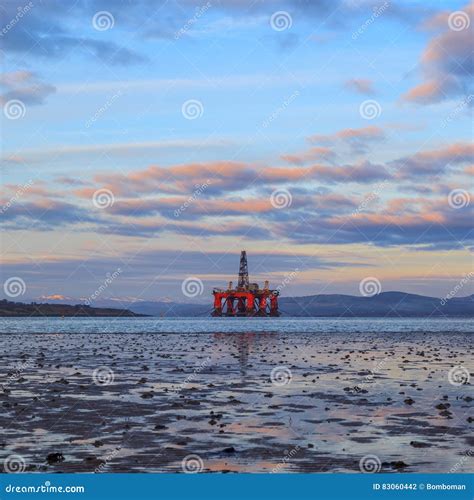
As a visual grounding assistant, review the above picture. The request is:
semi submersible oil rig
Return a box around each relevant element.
[212,251,280,317]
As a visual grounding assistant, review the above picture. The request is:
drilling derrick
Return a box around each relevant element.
[212,250,280,317]
[237,250,249,290]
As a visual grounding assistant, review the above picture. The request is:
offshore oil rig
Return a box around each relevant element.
[212,251,280,317]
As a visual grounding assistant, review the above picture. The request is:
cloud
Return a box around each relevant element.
[0,1,145,65]
[402,1,473,104]
[0,0,438,69]
[308,125,386,154]
[56,177,91,187]
[0,247,360,301]
[39,294,72,301]
[309,161,390,183]
[0,71,56,105]
[0,199,96,230]
[391,142,474,178]
[402,78,459,104]
[281,146,336,165]
[344,78,375,95]
[272,196,474,249]
[2,131,471,251]
[5,139,234,164]
[86,154,391,202]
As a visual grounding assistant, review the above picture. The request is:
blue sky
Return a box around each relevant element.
[1,0,473,304]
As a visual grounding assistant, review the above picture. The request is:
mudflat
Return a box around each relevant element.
[0,328,472,473]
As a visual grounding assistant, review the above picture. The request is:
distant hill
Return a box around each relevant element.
[3,292,472,318]
[0,299,146,317]
[125,301,210,317]
[125,292,474,317]
[278,291,474,317]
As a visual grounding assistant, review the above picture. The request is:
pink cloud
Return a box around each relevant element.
[281,146,336,165]
[344,78,375,95]
[403,1,473,104]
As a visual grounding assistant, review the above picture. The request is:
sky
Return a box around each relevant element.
[0,0,473,305]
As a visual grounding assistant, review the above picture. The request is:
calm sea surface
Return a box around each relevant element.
[0,316,473,334]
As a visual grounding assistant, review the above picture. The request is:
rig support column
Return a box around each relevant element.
[270,294,280,316]
[246,293,255,316]
[258,295,267,316]
[212,293,223,316]
[225,296,235,316]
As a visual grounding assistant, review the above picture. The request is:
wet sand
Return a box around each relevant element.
[0,330,472,473]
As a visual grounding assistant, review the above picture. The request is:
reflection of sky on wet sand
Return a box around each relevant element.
[0,326,472,473]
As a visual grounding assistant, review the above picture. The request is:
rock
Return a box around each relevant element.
[410,441,431,448]
[47,452,64,465]
[404,398,415,405]
[391,461,408,469]
[439,410,452,418]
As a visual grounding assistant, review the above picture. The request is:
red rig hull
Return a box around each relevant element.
[212,289,280,317]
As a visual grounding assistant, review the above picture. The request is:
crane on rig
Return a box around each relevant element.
[212,251,280,317]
